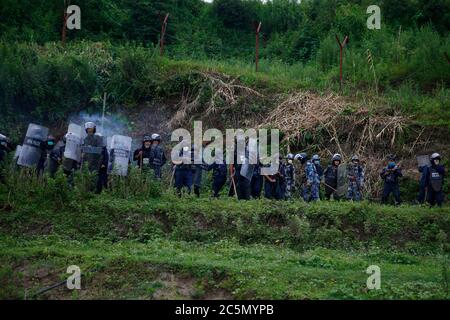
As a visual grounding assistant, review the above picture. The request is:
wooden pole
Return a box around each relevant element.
[335,35,348,91]
[101,92,106,134]
[255,22,262,72]
[61,0,68,45]
[160,13,169,56]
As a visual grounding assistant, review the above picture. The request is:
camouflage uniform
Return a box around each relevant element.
[302,160,320,202]
[347,163,364,201]
[284,162,295,200]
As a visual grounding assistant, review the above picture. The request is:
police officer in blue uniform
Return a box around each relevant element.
[149,133,166,179]
[380,158,403,205]
[426,153,445,207]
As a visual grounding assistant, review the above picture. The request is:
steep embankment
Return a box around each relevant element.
[0,191,449,300]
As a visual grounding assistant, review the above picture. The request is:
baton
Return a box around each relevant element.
[321,181,338,192]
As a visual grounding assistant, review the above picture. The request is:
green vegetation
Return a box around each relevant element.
[0,165,449,299]
[0,0,449,300]
[1,0,449,137]
[1,237,448,299]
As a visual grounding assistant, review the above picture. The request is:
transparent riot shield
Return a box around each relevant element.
[64,123,83,163]
[110,135,132,176]
[416,155,431,168]
[17,123,49,168]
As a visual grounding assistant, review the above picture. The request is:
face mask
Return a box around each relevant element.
[288,160,293,164]
[47,141,54,146]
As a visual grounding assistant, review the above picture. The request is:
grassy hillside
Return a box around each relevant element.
[0,0,449,301]
[0,167,449,299]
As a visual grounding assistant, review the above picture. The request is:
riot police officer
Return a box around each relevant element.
[133,135,153,171]
[149,133,166,179]
[323,154,341,200]
[426,153,445,207]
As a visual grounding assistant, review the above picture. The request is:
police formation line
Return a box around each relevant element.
[0,122,445,207]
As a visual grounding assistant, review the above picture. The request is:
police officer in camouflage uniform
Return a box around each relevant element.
[296,153,320,202]
[149,133,166,180]
[284,153,295,200]
[312,154,323,180]
[347,155,364,201]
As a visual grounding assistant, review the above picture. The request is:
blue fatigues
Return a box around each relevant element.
[284,163,295,200]
[228,146,252,200]
[231,166,252,200]
[278,163,286,200]
[303,161,320,202]
[251,164,263,198]
[347,164,364,201]
[380,166,402,205]
[209,161,227,197]
[149,144,166,179]
[174,164,193,195]
[264,163,283,200]
[193,163,209,197]
[416,165,428,204]
[174,149,193,196]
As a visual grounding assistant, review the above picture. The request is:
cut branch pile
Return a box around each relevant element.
[260,92,410,160]
[168,72,263,129]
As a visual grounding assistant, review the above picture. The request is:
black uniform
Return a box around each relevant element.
[380,165,403,205]
[133,145,153,171]
[426,164,445,207]
[323,164,339,200]
[209,161,227,197]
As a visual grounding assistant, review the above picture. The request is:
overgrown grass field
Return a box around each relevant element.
[0,167,448,300]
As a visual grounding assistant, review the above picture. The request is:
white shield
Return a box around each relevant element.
[64,123,83,163]
[110,135,132,176]
[14,145,22,161]
[416,155,431,168]
[17,123,49,168]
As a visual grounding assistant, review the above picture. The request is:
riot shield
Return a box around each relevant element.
[17,123,49,168]
[240,159,255,181]
[336,163,348,198]
[416,155,431,168]
[110,135,132,176]
[14,145,22,162]
[239,139,257,181]
[64,123,83,163]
